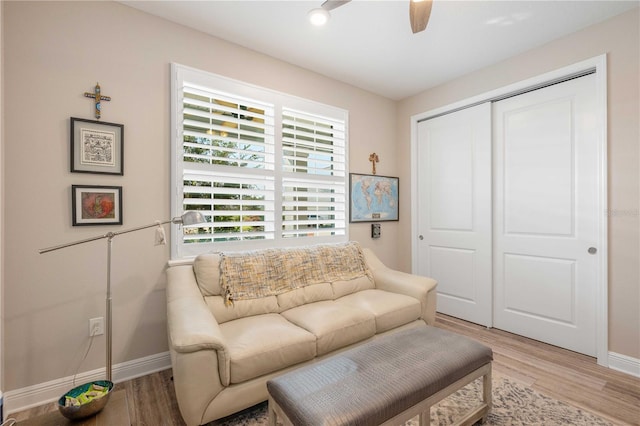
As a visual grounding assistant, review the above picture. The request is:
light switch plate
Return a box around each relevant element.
[371,223,381,239]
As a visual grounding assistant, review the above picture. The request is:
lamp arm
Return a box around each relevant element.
[38,219,175,254]
[106,219,174,239]
[39,233,112,254]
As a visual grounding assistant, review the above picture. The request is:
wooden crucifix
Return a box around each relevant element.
[84,82,111,119]
[369,152,379,175]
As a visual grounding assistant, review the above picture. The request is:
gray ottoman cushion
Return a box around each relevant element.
[267,326,493,426]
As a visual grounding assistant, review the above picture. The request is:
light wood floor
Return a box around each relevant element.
[11,314,640,425]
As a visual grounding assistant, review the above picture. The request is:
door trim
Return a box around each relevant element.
[410,54,608,366]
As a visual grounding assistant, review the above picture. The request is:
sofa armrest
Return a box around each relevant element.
[363,248,438,325]
[166,265,231,385]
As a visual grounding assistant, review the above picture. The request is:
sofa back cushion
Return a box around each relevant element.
[277,283,334,311]
[205,295,280,324]
[332,275,376,298]
[193,253,222,296]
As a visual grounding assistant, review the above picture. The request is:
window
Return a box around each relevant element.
[171,64,348,259]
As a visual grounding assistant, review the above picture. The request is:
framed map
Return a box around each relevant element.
[349,173,399,222]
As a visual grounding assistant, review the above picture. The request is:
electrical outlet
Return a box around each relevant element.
[89,317,104,336]
[371,223,381,239]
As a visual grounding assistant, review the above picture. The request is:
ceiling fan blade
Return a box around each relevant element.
[321,0,352,11]
[409,0,433,34]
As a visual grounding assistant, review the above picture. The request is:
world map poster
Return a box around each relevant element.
[349,174,399,222]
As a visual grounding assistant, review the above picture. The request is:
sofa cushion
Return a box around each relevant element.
[281,301,376,355]
[220,313,316,384]
[193,253,222,296]
[205,295,280,324]
[332,275,375,299]
[335,289,422,333]
[277,283,334,311]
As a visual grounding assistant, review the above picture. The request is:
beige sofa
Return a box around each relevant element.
[166,242,437,426]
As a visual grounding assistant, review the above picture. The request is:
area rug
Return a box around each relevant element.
[209,376,613,425]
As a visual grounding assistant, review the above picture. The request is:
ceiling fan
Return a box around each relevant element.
[309,0,433,34]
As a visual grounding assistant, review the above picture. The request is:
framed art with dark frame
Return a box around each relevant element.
[71,117,124,175]
[349,173,399,222]
[72,185,123,226]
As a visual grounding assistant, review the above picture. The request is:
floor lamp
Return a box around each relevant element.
[39,211,205,382]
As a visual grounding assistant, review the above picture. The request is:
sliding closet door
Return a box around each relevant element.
[416,103,492,327]
[493,74,599,356]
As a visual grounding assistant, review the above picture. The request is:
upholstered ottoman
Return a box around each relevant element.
[266,326,493,426]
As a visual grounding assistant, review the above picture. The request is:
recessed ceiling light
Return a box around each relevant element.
[308,8,330,26]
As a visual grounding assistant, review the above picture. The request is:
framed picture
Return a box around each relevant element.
[70,117,124,175]
[72,185,123,226]
[349,173,399,222]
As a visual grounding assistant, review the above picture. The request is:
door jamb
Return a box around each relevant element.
[410,54,608,366]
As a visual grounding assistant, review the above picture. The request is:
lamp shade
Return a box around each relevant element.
[173,211,206,226]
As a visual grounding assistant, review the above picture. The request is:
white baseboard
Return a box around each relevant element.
[4,351,171,416]
[608,351,640,378]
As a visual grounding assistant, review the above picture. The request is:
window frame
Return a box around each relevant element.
[170,63,350,259]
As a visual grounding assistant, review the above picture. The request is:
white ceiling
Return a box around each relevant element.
[121,0,639,100]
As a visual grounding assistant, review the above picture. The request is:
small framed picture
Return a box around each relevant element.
[70,117,124,175]
[72,185,123,226]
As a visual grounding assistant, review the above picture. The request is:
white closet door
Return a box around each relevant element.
[493,74,599,356]
[416,103,492,327]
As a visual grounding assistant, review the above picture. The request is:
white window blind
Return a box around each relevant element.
[171,64,349,258]
[281,108,346,239]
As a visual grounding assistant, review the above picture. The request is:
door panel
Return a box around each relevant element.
[503,98,574,236]
[503,254,576,324]
[417,103,492,327]
[493,74,598,356]
[428,125,474,231]
[429,247,476,302]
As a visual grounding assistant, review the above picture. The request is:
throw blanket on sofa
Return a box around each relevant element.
[219,242,372,305]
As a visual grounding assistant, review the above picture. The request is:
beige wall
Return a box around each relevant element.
[396,8,640,359]
[2,1,398,391]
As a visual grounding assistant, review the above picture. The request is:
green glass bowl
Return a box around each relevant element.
[57,380,114,420]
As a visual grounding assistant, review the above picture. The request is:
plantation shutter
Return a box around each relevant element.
[181,83,276,249]
[172,64,348,259]
[281,108,346,238]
